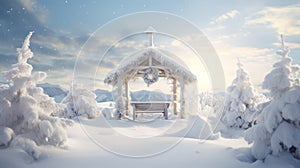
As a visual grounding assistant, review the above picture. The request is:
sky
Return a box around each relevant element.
[0,0,299,92]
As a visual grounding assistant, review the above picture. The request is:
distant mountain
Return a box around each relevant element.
[0,82,9,90]
[130,90,172,102]
[94,89,172,102]
[94,89,113,102]
[37,83,67,103]
[34,84,172,103]
[1,82,67,102]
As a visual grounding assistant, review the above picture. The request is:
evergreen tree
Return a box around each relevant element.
[0,32,68,159]
[222,59,258,129]
[245,35,300,160]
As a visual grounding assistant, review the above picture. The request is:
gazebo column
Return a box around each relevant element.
[172,78,178,115]
[180,75,185,119]
[116,74,124,119]
[124,80,129,116]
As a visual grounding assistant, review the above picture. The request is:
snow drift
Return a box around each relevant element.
[169,115,219,140]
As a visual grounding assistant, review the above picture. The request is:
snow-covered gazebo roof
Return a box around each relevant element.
[104,47,197,86]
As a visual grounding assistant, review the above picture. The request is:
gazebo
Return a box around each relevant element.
[104,30,197,119]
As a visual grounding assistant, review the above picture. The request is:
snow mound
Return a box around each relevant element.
[0,127,14,148]
[234,148,256,163]
[11,136,41,160]
[171,115,219,140]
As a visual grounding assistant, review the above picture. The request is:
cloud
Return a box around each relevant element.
[217,46,272,59]
[273,41,300,49]
[245,4,300,36]
[212,10,240,24]
[0,1,87,72]
[203,25,226,34]
[19,0,35,12]
[32,34,81,53]
[171,39,181,47]
[98,60,115,69]
[0,54,17,68]
[211,40,276,87]
[202,7,293,88]
[203,23,276,87]
[19,0,48,24]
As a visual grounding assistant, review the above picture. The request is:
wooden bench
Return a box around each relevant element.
[131,102,170,120]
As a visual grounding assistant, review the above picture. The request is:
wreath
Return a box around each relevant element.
[143,68,159,86]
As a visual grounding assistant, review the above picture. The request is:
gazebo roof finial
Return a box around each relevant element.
[144,26,157,47]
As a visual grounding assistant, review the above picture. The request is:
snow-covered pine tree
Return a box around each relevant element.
[0,32,68,159]
[245,35,300,160]
[222,59,258,129]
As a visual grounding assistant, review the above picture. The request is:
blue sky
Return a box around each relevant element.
[0,0,299,91]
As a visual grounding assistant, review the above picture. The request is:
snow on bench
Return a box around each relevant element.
[131,102,170,120]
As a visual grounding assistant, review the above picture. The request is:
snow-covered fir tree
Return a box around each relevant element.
[60,84,99,119]
[0,32,68,159]
[245,35,300,160]
[222,59,259,129]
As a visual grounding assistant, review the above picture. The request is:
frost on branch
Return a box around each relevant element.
[222,60,262,129]
[0,32,68,159]
[245,36,300,160]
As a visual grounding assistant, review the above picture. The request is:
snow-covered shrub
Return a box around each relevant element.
[222,61,261,129]
[245,41,300,160]
[0,32,68,159]
[199,92,224,117]
[61,84,99,119]
[101,107,115,120]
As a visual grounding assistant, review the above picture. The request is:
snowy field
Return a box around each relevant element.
[1,102,299,168]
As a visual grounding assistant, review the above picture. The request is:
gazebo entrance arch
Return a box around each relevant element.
[104,31,197,119]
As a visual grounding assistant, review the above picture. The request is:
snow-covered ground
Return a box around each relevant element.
[1,103,299,168]
[1,33,299,168]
